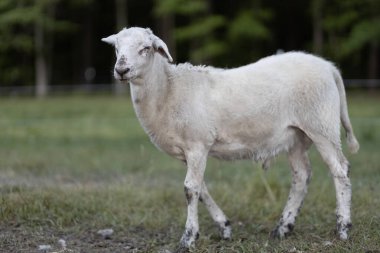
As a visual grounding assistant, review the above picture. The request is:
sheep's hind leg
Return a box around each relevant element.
[200,181,231,239]
[271,136,312,239]
[312,137,352,240]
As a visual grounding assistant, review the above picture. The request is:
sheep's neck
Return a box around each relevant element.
[129,57,172,131]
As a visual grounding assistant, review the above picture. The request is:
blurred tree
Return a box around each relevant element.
[153,0,176,61]
[225,0,272,66]
[116,0,128,30]
[0,0,91,96]
[0,0,377,93]
[311,0,324,54]
[34,2,50,97]
[155,0,226,64]
[324,0,380,79]
[0,1,33,87]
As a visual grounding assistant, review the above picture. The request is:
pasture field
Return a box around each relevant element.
[0,92,379,252]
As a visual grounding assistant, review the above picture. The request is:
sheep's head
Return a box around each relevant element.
[102,27,173,82]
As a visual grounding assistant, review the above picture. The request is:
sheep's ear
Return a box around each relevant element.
[152,35,173,62]
[101,34,117,45]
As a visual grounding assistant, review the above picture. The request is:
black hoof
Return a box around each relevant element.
[270,227,282,239]
[336,222,352,240]
[270,223,294,239]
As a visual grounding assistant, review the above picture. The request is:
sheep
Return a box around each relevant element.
[102,27,359,251]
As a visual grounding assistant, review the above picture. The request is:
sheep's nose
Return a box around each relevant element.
[115,66,130,76]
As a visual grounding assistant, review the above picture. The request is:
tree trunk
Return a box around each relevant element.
[157,14,176,61]
[114,0,128,95]
[368,40,378,81]
[83,4,94,89]
[312,0,324,55]
[368,40,378,91]
[116,0,128,30]
[34,21,48,98]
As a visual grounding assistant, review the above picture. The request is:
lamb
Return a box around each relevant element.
[102,27,359,251]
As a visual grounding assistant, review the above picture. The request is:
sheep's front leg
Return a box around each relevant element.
[178,148,208,251]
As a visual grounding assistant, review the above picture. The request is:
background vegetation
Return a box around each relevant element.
[0,0,379,96]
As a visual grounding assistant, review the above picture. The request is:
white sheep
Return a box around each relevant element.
[102,27,359,251]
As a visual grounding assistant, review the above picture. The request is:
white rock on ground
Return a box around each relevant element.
[38,244,52,251]
[97,228,114,239]
[58,239,67,249]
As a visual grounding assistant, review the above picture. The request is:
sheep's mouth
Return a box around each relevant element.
[115,72,139,83]
[115,75,132,82]
[119,76,135,83]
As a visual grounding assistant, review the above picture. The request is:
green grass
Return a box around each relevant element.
[0,92,379,252]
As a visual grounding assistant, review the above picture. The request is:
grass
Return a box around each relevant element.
[0,92,379,252]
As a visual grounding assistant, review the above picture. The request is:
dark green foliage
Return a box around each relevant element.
[0,0,378,87]
[323,0,380,58]
[0,0,92,86]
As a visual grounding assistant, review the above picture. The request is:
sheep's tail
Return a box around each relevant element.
[333,67,360,154]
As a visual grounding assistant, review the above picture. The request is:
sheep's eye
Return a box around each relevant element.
[139,46,151,55]
[115,48,119,55]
